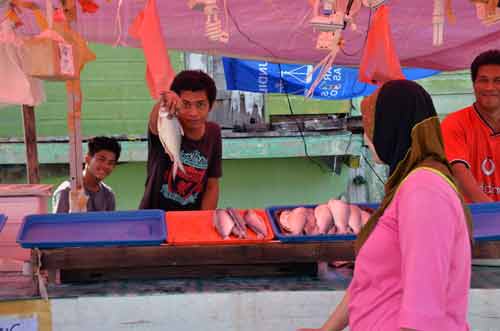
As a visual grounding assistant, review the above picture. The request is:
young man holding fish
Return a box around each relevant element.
[139,70,222,211]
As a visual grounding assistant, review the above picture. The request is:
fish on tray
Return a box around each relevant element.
[328,199,352,234]
[243,209,268,238]
[304,208,320,235]
[279,207,308,235]
[226,207,248,239]
[213,209,234,239]
[314,203,334,234]
[348,204,362,234]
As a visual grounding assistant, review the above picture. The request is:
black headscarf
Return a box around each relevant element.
[373,80,438,175]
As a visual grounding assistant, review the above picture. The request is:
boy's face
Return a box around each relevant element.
[85,150,117,181]
[177,90,212,131]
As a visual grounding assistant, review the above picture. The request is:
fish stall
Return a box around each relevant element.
[2,0,500,330]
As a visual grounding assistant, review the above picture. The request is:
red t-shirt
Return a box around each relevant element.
[441,105,500,201]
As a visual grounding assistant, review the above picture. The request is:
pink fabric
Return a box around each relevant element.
[9,1,500,71]
[129,0,175,99]
[348,169,471,331]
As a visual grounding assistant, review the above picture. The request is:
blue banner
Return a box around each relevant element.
[222,57,439,100]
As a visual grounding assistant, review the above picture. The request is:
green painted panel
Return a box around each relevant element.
[266,94,350,119]
[219,158,349,209]
[0,134,362,164]
[2,160,348,211]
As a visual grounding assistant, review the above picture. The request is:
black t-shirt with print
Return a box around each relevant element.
[139,121,222,211]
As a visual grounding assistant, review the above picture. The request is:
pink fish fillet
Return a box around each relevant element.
[360,209,371,226]
[213,209,234,239]
[285,207,308,235]
[243,209,268,238]
[348,205,362,234]
[303,208,320,235]
[328,199,351,234]
[129,0,175,99]
[314,204,334,234]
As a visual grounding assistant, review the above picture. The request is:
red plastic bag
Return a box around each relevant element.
[358,5,404,85]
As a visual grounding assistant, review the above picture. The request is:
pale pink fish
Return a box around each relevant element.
[278,210,292,233]
[303,208,320,235]
[314,204,334,234]
[283,207,308,235]
[327,225,338,235]
[360,209,372,226]
[243,209,268,239]
[213,209,234,239]
[328,199,351,234]
[227,208,248,239]
[348,204,363,234]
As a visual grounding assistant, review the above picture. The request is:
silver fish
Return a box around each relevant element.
[213,209,234,239]
[157,109,186,180]
[243,209,268,238]
[227,208,248,239]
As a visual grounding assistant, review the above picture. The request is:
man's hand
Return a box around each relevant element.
[149,91,182,135]
[160,90,182,117]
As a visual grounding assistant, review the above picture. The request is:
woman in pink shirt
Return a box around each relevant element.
[299,80,473,331]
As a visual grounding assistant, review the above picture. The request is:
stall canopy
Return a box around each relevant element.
[11,0,500,71]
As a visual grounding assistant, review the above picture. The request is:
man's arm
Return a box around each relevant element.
[148,102,161,135]
[201,177,219,210]
[451,163,493,203]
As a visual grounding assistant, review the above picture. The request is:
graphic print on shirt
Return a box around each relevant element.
[160,150,208,205]
[481,157,496,176]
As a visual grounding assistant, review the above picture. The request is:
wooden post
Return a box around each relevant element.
[21,105,40,184]
[66,79,86,212]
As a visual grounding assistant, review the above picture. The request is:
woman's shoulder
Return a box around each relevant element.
[399,168,460,203]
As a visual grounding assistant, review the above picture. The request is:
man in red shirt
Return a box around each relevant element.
[441,50,500,202]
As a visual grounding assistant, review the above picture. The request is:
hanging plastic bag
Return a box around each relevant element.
[0,21,45,108]
[358,5,404,85]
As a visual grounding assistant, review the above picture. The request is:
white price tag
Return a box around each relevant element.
[0,315,38,331]
[58,42,75,76]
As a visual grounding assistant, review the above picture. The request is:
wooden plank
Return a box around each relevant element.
[40,242,356,270]
[39,240,500,271]
[21,105,40,184]
[59,263,318,283]
[472,241,500,259]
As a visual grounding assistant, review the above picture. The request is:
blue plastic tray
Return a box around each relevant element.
[0,214,6,233]
[17,210,167,248]
[470,202,500,241]
[266,203,379,243]
[267,202,500,243]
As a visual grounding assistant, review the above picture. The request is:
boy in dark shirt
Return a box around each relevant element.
[53,136,121,213]
[139,70,222,211]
